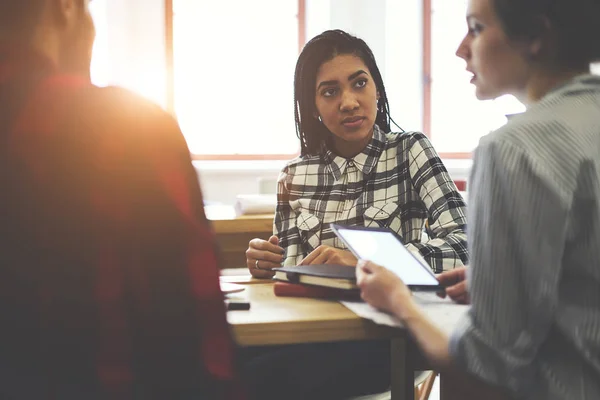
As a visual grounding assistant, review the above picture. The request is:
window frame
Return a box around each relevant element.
[164,0,306,161]
[422,0,472,160]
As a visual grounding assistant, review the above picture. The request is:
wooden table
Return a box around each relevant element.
[227,283,399,346]
[206,205,274,269]
[227,282,429,400]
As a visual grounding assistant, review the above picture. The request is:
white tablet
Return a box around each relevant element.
[331,224,443,291]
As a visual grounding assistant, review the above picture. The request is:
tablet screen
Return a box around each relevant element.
[333,226,439,287]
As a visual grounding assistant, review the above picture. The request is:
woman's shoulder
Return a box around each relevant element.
[383,131,442,164]
[477,110,593,199]
[384,130,432,148]
[278,153,324,182]
[481,107,582,157]
[281,153,323,171]
[484,77,600,153]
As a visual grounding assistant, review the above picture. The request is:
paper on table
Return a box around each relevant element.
[341,292,469,336]
[341,301,403,327]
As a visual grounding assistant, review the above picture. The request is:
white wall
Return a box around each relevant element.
[194,158,471,205]
[194,160,286,205]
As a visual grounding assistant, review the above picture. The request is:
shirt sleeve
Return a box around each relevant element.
[449,136,568,397]
[273,164,302,266]
[406,133,469,272]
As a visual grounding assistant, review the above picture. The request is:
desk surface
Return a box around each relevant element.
[227,283,402,347]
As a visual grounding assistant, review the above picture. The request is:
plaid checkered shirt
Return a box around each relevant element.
[274,125,468,273]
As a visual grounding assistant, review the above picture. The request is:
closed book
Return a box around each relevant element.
[273,282,360,300]
[272,264,357,290]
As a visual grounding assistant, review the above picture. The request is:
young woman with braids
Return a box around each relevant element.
[246,29,468,279]
[242,30,468,400]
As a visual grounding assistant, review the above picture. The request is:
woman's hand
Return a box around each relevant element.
[246,235,284,279]
[356,260,414,317]
[436,267,470,304]
[299,245,357,266]
[357,259,453,369]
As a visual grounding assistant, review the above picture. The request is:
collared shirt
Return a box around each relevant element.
[275,125,468,272]
[0,46,242,399]
[450,74,600,400]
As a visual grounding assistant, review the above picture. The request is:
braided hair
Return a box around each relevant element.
[294,29,402,156]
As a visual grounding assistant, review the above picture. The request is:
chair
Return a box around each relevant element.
[348,371,437,400]
[415,371,437,400]
[453,179,467,192]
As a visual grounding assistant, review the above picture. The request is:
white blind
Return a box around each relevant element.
[173,0,300,155]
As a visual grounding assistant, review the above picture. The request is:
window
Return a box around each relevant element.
[427,0,525,155]
[172,0,302,157]
[89,0,168,108]
[89,0,109,87]
[90,0,302,158]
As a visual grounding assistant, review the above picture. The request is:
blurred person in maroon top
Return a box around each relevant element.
[0,0,242,399]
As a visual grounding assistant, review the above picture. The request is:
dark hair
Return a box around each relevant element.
[492,0,600,69]
[0,0,45,38]
[294,29,401,156]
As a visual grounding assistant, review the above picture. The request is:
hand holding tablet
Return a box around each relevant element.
[331,224,443,292]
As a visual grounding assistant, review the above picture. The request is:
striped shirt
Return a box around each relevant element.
[274,125,468,272]
[450,74,600,399]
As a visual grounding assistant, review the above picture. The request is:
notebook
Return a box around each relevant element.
[272,264,357,290]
